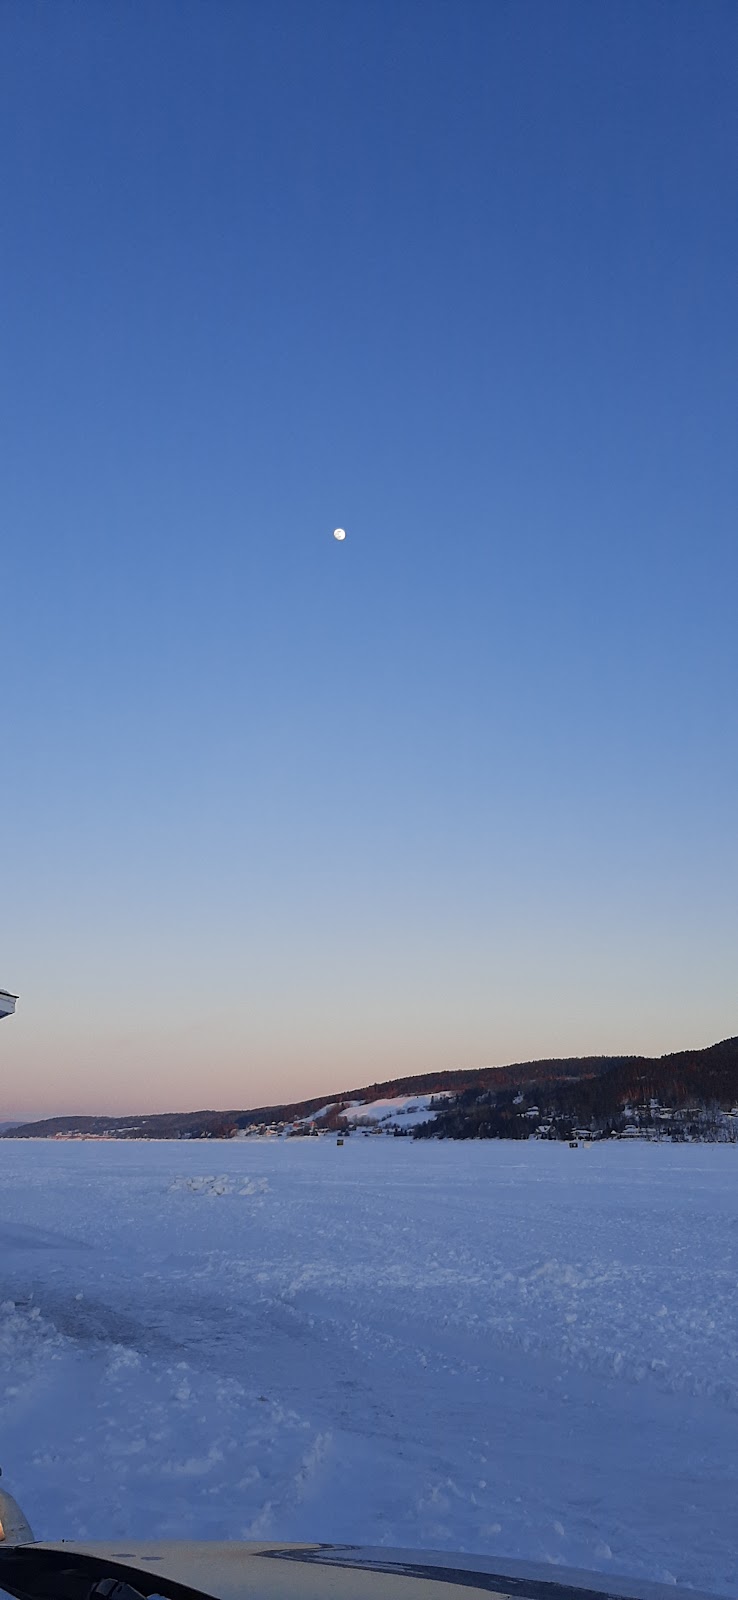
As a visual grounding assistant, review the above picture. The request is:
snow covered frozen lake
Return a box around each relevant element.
[0,1138,736,1594]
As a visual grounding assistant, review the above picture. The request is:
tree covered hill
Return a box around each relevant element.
[3,1038,736,1140]
[0,1054,618,1140]
[416,1036,738,1141]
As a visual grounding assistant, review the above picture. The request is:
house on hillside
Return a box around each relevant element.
[0,989,17,1021]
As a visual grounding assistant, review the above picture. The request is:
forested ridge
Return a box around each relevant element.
[4,1037,737,1140]
[415,1036,738,1141]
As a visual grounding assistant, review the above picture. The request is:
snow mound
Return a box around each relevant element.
[169,1175,269,1198]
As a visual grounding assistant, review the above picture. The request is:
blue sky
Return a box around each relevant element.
[2,1,736,1116]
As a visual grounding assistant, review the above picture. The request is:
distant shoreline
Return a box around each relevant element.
[4,1035,737,1144]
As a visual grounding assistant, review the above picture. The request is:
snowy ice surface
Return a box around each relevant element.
[0,1140,736,1595]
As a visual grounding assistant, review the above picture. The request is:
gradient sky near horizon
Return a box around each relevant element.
[2,0,737,1118]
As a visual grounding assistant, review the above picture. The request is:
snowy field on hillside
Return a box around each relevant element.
[0,1139,736,1595]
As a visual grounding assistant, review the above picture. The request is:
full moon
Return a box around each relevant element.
[333,527,347,541]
